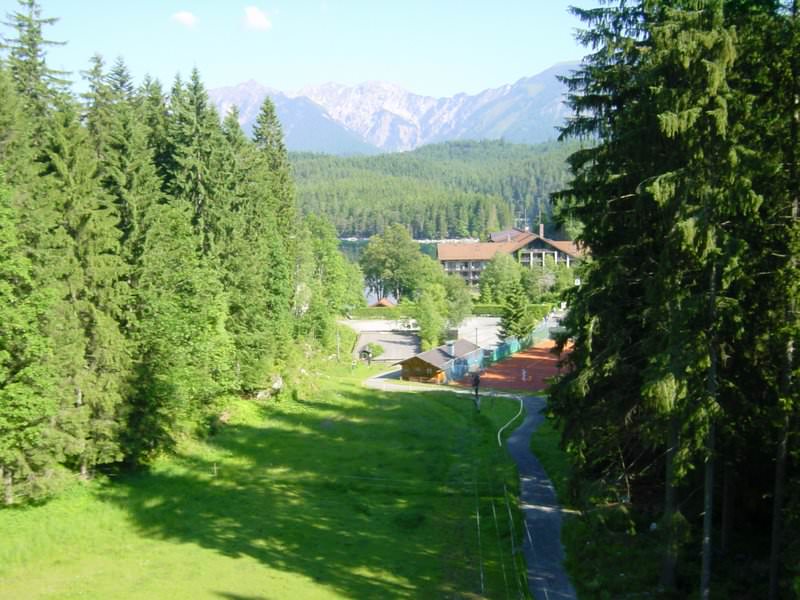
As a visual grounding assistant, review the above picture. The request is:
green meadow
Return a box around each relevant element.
[0,365,528,599]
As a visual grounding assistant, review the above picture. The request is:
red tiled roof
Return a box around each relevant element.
[544,239,584,258]
[437,232,535,261]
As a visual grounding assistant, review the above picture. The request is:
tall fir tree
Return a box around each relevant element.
[252,97,296,356]
[165,68,228,255]
[126,201,235,463]
[38,100,131,477]
[555,1,798,596]
[0,169,58,504]
[216,106,280,387]
[3,0,67,126]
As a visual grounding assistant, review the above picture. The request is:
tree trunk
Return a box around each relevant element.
[79,458,89,481]
[660,414,679,589]
[700,260,718,600]
[2,467,13,506]
[700,421,715,600]
[768,415,789,600]
[720,461,734,556]
[770,6,798,598]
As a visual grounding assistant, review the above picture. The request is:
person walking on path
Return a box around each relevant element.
[472,372,481,412]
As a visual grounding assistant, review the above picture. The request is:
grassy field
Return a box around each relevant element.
[0,364,528,599]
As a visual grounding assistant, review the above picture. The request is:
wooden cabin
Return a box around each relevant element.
[399,339,483,384]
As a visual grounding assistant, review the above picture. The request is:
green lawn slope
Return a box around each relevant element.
[0,364,528,599]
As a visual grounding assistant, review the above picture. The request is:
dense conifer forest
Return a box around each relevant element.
[0,0,362,504]
[291,139,581,239]
[2,0,799,597]
[552,1,799,597]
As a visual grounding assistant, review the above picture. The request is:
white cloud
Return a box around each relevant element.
[172,11,198,29]
[244,6,272,31]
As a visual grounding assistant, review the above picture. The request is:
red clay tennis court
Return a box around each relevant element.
[458,339,569,392]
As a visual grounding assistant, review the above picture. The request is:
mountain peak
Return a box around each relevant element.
[209,63,574,154]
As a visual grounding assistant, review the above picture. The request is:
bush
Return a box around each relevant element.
[365,343,384,358]
[474,302,555,321]
[472,303,504,316]
[528,303,554,323]
[349,304,415,319]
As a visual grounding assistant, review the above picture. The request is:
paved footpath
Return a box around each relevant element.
[506,395,577,600]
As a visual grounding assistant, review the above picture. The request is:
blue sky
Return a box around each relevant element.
[3,1,601,96]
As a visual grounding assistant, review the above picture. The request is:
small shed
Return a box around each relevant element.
[399,339,483,384]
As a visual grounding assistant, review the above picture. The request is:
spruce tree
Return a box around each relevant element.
[252,97,296,355]
[38,100,131,477]
[166,69,227,254]
[554,2,799,597]
[137,75,171,187]
[127,201,235,463]
[216,106,279,387]
[3,0,67,125]
[0,170,58,504]
[499,276,533,340]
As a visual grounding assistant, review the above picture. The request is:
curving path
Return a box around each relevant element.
[363,370,576,598]
[505,395,577,600]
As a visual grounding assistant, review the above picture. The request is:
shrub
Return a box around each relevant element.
[349,304,415,319]
[365,343,384,358]
[472,303,504,316]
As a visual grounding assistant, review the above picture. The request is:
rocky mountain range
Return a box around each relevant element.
[208,62,578,154]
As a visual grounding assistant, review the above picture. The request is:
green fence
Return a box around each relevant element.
[483,317,553,366]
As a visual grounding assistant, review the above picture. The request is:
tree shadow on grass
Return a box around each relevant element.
[97,385,501,599]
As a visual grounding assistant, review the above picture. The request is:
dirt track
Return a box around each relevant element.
[459,339,567,392]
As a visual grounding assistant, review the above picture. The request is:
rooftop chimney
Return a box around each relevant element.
[538,222,544,238]
[446,340,455,357]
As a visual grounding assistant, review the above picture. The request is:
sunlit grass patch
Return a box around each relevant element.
[0,363,528,599]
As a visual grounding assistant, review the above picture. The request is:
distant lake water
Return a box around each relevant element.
[338,238,439,263]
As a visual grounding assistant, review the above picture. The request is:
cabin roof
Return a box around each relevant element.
[401,339,481,370]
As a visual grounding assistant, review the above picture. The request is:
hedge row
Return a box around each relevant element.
[349,305,414,320]
[472,302,556,319]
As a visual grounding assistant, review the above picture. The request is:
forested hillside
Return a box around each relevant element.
[0,1,361,505]
[552,2,799,598]
[291,139,581,239]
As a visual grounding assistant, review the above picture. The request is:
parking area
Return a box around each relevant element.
[341,316,503,364]
[353,331,420,363]
[457,316,503,350]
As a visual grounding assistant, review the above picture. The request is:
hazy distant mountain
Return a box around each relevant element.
[209,62,578,154]
[208,81,378,155]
